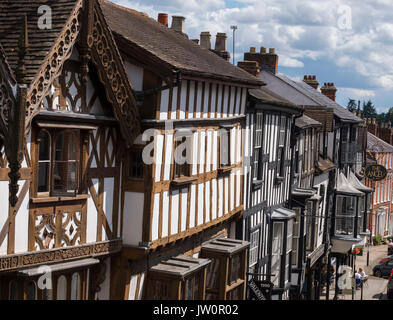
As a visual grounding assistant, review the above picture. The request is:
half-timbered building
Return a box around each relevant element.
[0,0,141,300]
[99,0,263,300]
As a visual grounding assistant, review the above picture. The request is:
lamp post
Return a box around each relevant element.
[230,25,237,65]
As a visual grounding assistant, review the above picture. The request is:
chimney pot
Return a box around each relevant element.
[250,47,256,53]
[158,13,168,27]
[303,75,319,90]
[260,47,267,54]
[200,32,212,49]
[269,48,276,54]
[171,16,186,34]
[313,75,316,80]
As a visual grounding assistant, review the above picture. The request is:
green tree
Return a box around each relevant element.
[362,100,377,118]
[347,98,357,113]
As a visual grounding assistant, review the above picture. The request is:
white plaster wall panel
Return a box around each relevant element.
[152,193,160,241]
[14,180,29,253]
[212,179,217,221]
[245,116,250,158]
[327,132,334,160]
[128,274,138,300]
[105,131,114,168]
[203,82,210,118]
[102,178,114,240]
[224,177,229,215]
[192,132,199,175]
[243,166,248,210]
[199,131,206,174]
[181,189,188,232]
[189,185,196,228]
[230,127,236,165]
[179,80,187,120]
[161,191,169,238]
[236,171,241,207]
[218,178,224,218]
[222,85,229,117]
[90,129,99,168]
[216,84,223,118]
[171,190,179,235]
[160,88,170,120]
[206,130,212,172]
[164,133,173,181]
[230,173,235,211]
[205,181,211,223]
[170,86,178,120]
[210,84,217,116]
[212,130,218,171]
[188,81,195,118]
[124,61,144,92]
[237,126,242,164]
[87,178,99,243]
[240,88,247,115]
[0,181,8,255]
[197,184,204,226]
[96,258,110,300]
[229,86,236,117]
[155,134,164,182]
[195,82,203,118]
[122,192,144,246]
[235,87,241,116]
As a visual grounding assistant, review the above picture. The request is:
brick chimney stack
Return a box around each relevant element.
[378,121,393,144]
[200,32,211,50]
[237,60,260,76]
[212,33,230,61]
[158,13,168,27]
[303,75,319,90]
[321,82,337,102]
[243,46,279,74]
[366,118,378,136]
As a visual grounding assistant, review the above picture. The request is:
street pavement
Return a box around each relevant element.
[321,244,390,300]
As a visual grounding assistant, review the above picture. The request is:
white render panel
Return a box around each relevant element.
[189,185,196,228]
[237,127,242,164]
[229,86,236,117]
[171,190,179,235]
[14,180,29,254]
[122,192,144,246]
[170,86,178,120]
[102,178,114,240]
[195,82,203,118]
[230,173,235,211]
[164,133,173,181]
[240,88,247,115]
[212,179,218,221]
[218,178,224,218]
[216,84,223,118]
[235,87,242,116]
[230,127,235,165]
[222,85,229,117]
[124,61,144,92]
[199,131,206,174]
[160,87,170,120]
[236,170,241,207]
[210,84,217,115]
[155,134,164,182]
[180,81,187,120]
[203,83,209,118]
[225,177,229,215]
[87,178,99,243]
[162,191,169,238]
[212,130,218,171]
[90,129,99,168]
[192,132,199,175]
[152,193,160,241]
[181,189,188,232]
[205,181,211,223]
[197,184,204,226]
[206,130,212,172]
[188,81,195,118]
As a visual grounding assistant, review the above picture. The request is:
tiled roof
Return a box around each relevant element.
[367,132,393,153]
[249,87,302,110]
[295,115,322,129]
[0,0,78,85]
[99,0,263,86]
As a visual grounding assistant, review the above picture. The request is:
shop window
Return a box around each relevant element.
[9,280,19,300]
[200,238,249,300]
[57,275,67,300]
[71,272,81,300]
[36,129,80,197]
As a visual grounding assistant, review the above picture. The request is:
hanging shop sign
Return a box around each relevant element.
[248,279,273,300]
[365,165,387,181]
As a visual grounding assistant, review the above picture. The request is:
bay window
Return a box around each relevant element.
[271,222,283,286]
[335,195,356,236]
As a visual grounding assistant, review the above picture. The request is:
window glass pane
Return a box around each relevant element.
[25,281,36,300]
[129,151,144,179]
[220,129,230,166]
[38,131,50,193]
[9,281,19,300]
[71,272,81,300]
[335,196,356,235]
[57,276,67,300]
[249,230,259,267]
[272,222,283,286]
[54,131,78,193]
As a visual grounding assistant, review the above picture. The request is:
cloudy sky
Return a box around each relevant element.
[114,0,393,113]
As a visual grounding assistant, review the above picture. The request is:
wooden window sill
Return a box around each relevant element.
[31,194,90,203]
[171,176,197,187]
[226,279,245,292]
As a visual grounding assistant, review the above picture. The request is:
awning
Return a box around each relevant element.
[18,258,100,277]
[336,172,364,196]
[271,207,296,221]
[348,171,373,193]
[291,187,316,198]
